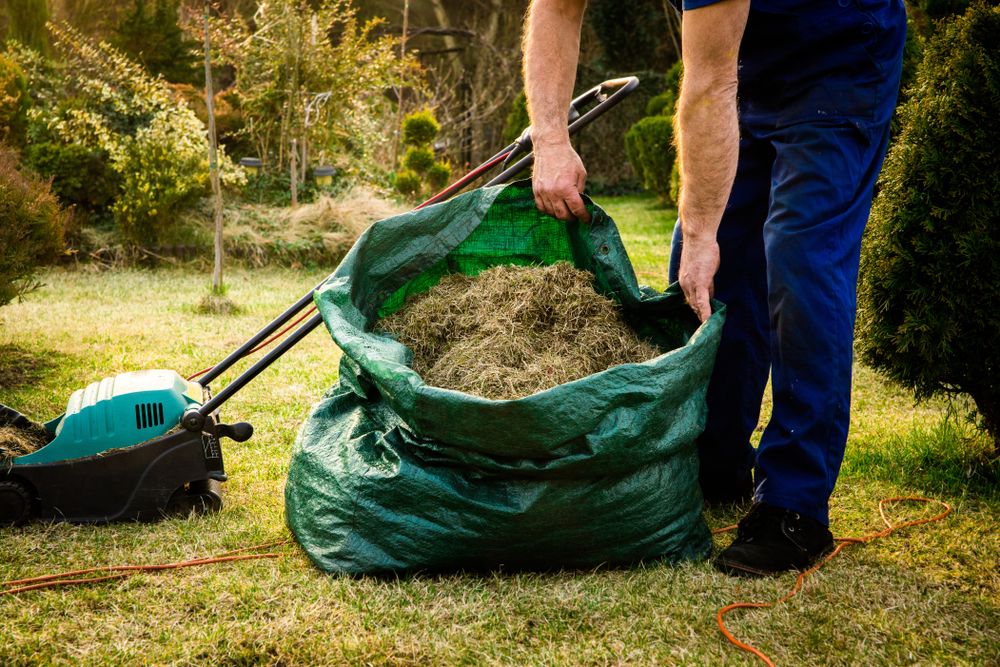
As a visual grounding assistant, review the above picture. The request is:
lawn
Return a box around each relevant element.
[1,194,997,666]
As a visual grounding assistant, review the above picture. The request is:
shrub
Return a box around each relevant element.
[645,91,675,118]
[502,91,529,145]
[857,4,1000,453]
[24,141,120,214]
[0,54,29,146]
[393,169,421,196]
[403,146,434,174]
[645,60,683,118]
[669,158,681,207]
[0,147,67,307]
[427,160,452,190]
[401,109,439,147]
[624,115,675,203]
[17,24,243,246]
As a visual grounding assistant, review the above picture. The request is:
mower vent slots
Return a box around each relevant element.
[135,402,165,430]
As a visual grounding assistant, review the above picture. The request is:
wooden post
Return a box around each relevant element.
[290,138,298,208]
[204,2,224,294]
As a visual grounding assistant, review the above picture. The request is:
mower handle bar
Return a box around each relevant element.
[189,76,640,424]
[487,76,639,186]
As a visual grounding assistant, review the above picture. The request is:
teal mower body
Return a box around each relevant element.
[16,370,205,465]
[1,369,253,525]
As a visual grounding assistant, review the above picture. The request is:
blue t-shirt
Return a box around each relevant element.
[671,0,907,125]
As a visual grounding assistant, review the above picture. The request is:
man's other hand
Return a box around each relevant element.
[531,141,591,223]
[679,235,719,323]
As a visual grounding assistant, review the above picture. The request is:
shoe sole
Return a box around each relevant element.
[712,541,837,578]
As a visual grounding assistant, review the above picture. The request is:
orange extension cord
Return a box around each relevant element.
[3,499,950,666]
[712,496,952,667]
[1,540,293,596]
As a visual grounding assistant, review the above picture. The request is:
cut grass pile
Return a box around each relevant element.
[0,424,46,460]
[377,263,660,399]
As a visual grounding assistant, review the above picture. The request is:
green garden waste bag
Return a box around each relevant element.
[286,182,725,574]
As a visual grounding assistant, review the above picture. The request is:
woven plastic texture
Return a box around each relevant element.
[286,181,725,574]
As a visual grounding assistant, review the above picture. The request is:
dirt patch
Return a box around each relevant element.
[377,262,661,400]
[195,293,243,316]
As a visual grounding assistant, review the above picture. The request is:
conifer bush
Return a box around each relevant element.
[401,110,440,147]
[427,161,452,191]
[502,92,529,145]
[393,169,420,196]
[857,4,1000,454]
[403,146,434,174]
[624,115,674,204]
[395,108,449,198]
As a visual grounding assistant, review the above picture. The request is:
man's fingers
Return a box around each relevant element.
[550,197,572,222]
[565,191,590,223]
[695,290,711,322]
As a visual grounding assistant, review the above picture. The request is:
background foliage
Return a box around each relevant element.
[208,0,421,180]
[10,23,242,245]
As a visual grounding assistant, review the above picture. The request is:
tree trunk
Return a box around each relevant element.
[969,389,1000,458]
[290,138,298,208]
[204,3,224,294]
[391,0,411,168]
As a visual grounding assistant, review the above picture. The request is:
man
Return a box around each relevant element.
[523,0,906,576]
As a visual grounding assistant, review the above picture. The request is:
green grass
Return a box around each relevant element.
[0,194,997,666]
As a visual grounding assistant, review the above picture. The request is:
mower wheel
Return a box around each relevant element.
[166,479,223,517]
[0,480,33,526]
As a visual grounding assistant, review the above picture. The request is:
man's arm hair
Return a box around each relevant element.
[523,0,587,148]
[676,0,749,243]
[522,0,590,222]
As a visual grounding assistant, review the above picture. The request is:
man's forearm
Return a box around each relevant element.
[677,84,739,242]
[523,0,587,147]
[676,0,748,243]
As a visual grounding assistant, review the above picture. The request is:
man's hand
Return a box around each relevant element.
[679,235,720,322]
[522,0,590,222]
[532,140,590,222]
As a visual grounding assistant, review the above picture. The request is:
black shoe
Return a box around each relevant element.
[713,502,834,577]
[700,470,754,507]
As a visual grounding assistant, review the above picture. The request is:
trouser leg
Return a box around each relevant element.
[755,121,893,525]
[669,134,774,501]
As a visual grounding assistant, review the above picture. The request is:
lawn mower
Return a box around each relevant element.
[0,77,639,526]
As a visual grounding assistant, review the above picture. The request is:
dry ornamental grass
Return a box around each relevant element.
[377,262,661,400]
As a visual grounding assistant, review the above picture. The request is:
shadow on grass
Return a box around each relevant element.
[845,417,999,500]
[0,344,65,391]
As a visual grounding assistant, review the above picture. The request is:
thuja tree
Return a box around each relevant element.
[857,4,1000,454]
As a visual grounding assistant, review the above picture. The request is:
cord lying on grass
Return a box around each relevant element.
[377,262,661,400]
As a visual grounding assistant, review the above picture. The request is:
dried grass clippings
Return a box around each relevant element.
[377,263,661,400]
[0,425,47,461]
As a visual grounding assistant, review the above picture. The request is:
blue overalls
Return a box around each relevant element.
[668,0,907,524]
